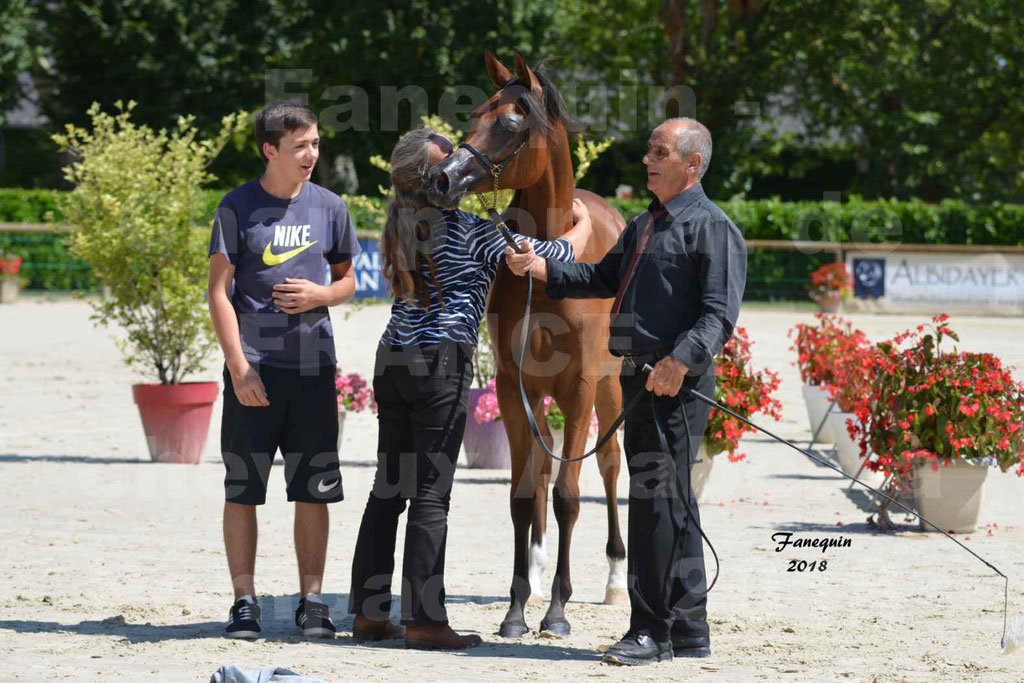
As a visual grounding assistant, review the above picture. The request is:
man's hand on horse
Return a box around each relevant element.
[646,356,690,397]
[505,240,540,276]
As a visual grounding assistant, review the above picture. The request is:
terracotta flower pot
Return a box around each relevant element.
[816,291,842,313]
[912,459,989,534]
[132,382,218,464]
[464,387,511,469]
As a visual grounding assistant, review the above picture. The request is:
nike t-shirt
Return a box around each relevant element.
[208,179,360,370]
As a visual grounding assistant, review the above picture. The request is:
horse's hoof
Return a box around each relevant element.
[527,593,545,606]
[498,620,530,638]
[603,587,629,606]
[539,618,570,637]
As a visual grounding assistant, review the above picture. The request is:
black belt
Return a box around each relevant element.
[620,350,668,369]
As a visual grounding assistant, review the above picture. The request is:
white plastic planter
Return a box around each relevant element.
[802,384,835,443]
[828,411,861,476]
[912,459,989,534]
[826,411,885,487]
[691,443,714,502]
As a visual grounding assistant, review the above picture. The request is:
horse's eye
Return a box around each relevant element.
[498,113,522,133]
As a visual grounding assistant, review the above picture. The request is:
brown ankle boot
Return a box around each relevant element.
[352,614,405,642]
[404,623,483,650]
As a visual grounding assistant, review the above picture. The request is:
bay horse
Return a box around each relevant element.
[429,50,628,637]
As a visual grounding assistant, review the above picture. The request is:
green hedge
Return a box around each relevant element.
[4,188,1022,296]
[608,196,1024,246]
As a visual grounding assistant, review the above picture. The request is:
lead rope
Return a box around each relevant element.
[494,209,723,599]
[493,201,1012,649]
[677,382,1012,650]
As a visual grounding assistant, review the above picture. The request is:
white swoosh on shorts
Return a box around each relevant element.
[317,479,340,494]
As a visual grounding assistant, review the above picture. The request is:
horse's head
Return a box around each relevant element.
[429,50,569,208]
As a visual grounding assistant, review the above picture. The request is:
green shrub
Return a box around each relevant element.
[52,101,247,384]
[0,231,95,290]
[7,184,1023,300]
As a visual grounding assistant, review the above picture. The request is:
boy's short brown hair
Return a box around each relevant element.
[254,101,318,163]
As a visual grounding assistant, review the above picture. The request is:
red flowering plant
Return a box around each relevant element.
[849,315,1024,482]
[805,262,853,303]
[335,370,377,414]
[0,249,23,275]
[706,327,783,462]
[789,314,863,387]
[824,328,878,415]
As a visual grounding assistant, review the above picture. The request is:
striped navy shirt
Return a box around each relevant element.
[379,209,575,347]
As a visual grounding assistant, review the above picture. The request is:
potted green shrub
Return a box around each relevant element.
[0,250,24,303]
[851,316,1024,532]
[53,101,246,464]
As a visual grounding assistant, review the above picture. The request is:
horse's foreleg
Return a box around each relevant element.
[497,377,539,638]
[528,421,553,605]
[595,370,628,605]
[539,390,592,637]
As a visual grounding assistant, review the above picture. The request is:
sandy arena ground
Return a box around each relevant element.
[1,296,1023,682]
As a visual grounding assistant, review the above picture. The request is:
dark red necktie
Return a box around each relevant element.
[610,207,666,316]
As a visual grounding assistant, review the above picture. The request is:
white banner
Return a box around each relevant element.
[847,251,1024,314]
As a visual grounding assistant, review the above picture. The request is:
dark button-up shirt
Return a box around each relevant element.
[545,183,747,374]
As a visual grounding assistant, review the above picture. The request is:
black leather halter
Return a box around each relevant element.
[458,136,529,177]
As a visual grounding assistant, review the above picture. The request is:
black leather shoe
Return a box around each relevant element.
[672,633,711,658]
[602,632,673,666]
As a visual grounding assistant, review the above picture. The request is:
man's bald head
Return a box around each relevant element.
[657,118,712,180]
[643,118,713,203]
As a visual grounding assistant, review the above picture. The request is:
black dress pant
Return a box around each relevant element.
[348,342,473,626]
[620,362,715,643]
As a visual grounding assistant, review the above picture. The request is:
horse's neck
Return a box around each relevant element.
[511,134,574,240]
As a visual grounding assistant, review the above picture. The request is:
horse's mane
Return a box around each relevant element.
[505,60,581,141]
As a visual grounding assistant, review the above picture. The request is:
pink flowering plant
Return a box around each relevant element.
[335,370,376,414]
[805,262,853,303]
[473,380,599,436]
[474,378,502,423]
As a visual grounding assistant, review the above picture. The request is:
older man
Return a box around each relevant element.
[506,118,746,665]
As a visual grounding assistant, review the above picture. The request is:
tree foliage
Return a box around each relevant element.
[14,0,1024,202]
[0,0,40,127]
[557,0,1024,202]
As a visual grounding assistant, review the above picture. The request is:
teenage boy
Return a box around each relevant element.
[208,100,360,640]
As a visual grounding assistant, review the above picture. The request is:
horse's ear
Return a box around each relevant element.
[513,50,542,97]
[485,49,512,88]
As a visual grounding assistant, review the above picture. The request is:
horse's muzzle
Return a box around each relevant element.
[428,150,481,208]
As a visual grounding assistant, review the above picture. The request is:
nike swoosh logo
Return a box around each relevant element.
[317,478,339,494]
[262,240,318,266]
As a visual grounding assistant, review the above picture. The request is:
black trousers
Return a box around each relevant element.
[620,362,715,643]
[348,342,473,626]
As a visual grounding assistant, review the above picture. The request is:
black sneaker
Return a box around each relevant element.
[672,633,711,658]
[602,632,673,666]
[225,597,261,640]
[295,598,337,638]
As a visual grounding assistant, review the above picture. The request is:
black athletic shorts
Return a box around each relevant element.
[221,363,344,505]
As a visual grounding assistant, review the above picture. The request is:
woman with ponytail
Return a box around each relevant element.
[348,126,591,650]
